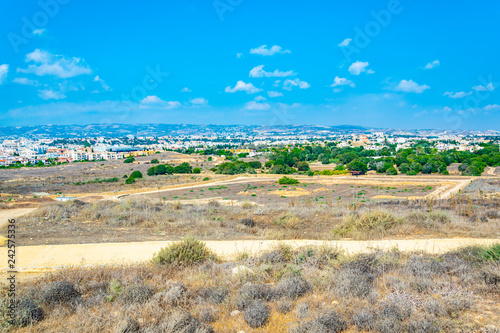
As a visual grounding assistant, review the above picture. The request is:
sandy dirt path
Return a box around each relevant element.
[2,238,498,273]
[0,208,37,246]
[427,177,474,199]
[486,167,497,176]
[108,176,279,200]
[0,208,37,228]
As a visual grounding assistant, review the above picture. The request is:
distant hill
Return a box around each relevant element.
[0,123,375,138]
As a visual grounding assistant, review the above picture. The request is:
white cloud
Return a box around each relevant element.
[0,64,9,84]
[273,80,281,87]
[190,97,208,105]
[424,60,440,70]
[484,104,500,111]
[443,91,472,98]
[249,65,296,78]
[267,91,283,97]
[33,29,45,36]
[348,61,373,75]
[225,80,262,94]
[93,75,110,91]
[244,101,271,110]
[13,77,38,86]
[472,83,495,91]
[338,38,352,47]
[140,95,163,104]
[236,53,243,58]
[139,95,180,109]
[394,79,430,94]
[283,78,310,91]
[250,45,291,56]
[330,76,355,88]
[38,89,66,100]
[254,95,267,101]
[181,87,191,92]
[18,49,92,78]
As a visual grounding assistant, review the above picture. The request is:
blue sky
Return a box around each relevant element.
[1,0,499,130]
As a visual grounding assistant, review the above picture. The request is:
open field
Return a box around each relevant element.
[0,152,217,196]
[4,187,500,246]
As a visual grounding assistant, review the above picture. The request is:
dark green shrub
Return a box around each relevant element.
[129,171,143,179]
[278,176,299,185]
[152,237,218,265]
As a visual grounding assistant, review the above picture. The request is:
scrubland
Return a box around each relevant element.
[1,240,499,332]
[14,194,500,245]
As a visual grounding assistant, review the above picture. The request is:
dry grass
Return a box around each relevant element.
[15,195,500,245]
[1,243,499,332]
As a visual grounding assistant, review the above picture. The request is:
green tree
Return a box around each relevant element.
[130,171,143,179]
[174,162,193,174]
[347,159,368,174]
[386,167,398,175]
[297,161,310,171]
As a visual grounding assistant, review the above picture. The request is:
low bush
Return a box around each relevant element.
[3,298,44,327]
[333,263,376,299]
[274,277,311,300]
[155,311,214,333]
[291,310,347,333]
[278,176,299,185]
[196,287,228,305]
[236,283,273,310]
[240,218,256,227]
[259,243,294,264]
[152,237,219,266]
[41,281,81,305]
[242,300,270,328]
[113,318,140,333]
[119,285,154,304]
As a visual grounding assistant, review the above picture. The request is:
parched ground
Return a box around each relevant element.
[463,178,500,197]
[140,179,436,205]
[0,152,218,196]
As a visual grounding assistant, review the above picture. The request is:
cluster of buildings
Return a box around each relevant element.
[0,131,496,167]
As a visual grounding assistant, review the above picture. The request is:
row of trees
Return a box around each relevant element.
[147,162,200,176]
[263,142,500,176]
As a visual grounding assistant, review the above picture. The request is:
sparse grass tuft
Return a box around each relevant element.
[333,210,401,238]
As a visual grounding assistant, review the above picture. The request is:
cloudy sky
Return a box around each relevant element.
[1,0,499,129]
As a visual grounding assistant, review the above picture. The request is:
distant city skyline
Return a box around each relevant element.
[1,1,499,130]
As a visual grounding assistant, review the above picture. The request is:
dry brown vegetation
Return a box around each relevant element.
[1,242,499,332]
[13,195,500,245]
